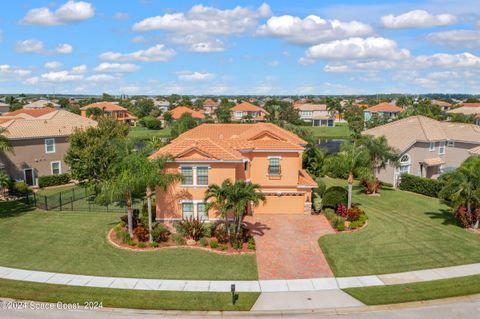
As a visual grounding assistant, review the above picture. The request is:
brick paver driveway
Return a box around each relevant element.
[244,214,335,280]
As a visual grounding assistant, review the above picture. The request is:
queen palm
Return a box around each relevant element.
[204,179,234,238]
[439,156,480,229]
[0,128,12,153]
[229,180,266,237]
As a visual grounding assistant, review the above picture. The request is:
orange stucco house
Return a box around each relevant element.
[149,123,317,221]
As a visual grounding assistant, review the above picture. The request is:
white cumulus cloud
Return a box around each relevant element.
[93,63,139,73]
[177,71,214,81]
[99,44,176,62]
[44,61,63,69]
[427,30,480,49]
[381,10,456,29]
[257,15,373,45]
[56,43,73,54]
[20,0,95,26]
[415,52,480,68]
[71,64,87,74]
[40,71,83,82]
[15,39,44,53]
[0,65,31,81]
[87,74,116,82]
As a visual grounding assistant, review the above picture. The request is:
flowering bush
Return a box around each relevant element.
[454,206,475,228]
[336,204,348,218]
[347,207,362,221]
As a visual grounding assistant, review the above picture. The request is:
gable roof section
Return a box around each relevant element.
[365,103,404,113]
[150,123,306,161]
[461,103,480,108]
[363,115,480,152]
[0,110,97,139]
[448,106,480,117]
[203,98,218,107]
[80,101,128,112]
[23,99,59,109]
[4,107,56,118]
[231,102,268,113]
[162,106,205,120]
[294,103,327,111]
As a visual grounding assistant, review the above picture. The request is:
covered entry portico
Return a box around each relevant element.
[420,157,445,179]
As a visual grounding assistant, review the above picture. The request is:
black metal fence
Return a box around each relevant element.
[24,187,144,213]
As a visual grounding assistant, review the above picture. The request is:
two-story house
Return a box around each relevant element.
[364,103,404,122]
[230,102,269,122]
[149,123,317,220]
[158,106,205,126]
[363,116,480,186]
[202,98,219,116]
[294,103,335,127]
[0,110,96,186]
[448,105,480,126]
[80,102,137,127]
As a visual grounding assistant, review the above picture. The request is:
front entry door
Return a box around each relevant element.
[24,169,35,186]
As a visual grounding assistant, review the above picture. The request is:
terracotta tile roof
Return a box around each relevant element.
[80,102,128,112]
[160,106,205,120]
[364,103,404,113]
[461,103,480,107]
[298,169,317,187]
[23,99,59,109]
[422,157,446,166]
[294,103,327,111]
[203,98,218,107]
[431,100,452,108]
[363,115,480,152]
[448,106,480,117]
[150,123,307,161]
[231,102,268,113]
[4,107,56,118]
[0,110,97,139]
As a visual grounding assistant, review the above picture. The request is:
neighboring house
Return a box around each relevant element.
[431,99,452,112]
[154,99,170,113]
[0,110,97,186]
[230,102,269,122]
[448,106,480,125]
[159,106,205,125]
[294,103,335,127]
[364,103,404,121]
[149,123,317,220]
[203,98,219,116]
[80,102,137,127]
[363,115,480,186]
[23,99,60,109]
[3,107,56,119]
[0,102,10,114]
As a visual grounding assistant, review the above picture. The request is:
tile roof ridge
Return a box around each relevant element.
[205,137,243,159]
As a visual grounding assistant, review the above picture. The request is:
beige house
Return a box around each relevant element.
[294,103,335,127]
[0,110,96,186]
[363,116,480,186]
[448,106,480,125]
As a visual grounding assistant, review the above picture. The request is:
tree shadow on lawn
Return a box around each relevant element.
[0,200,35,219]
[425,208,459,226]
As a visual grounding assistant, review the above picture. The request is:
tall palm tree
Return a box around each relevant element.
[439,156,480,229]
[204,179,234,238]
[142,156,181,242]
[326,97,344,121]
[338,142,371,208]
[0,128,13,153]
[360,136,399,194]
[229,180,266,237]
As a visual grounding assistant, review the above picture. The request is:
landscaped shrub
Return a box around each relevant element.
[178,217,205,241]
[38,173,71,188]
[137,242,146,248]
[322,186,348,209]
[199,237,208,247]
[313,192,322,213]
[209,239,219,248]
[214,223,230,243]
[173,221,185,236]
[151,224,170,242]
[202,222,215,238]
[11,181,32,195]
[218,243,227,251]
[336,203,348,218]
[332,216,345,231]
[347,207,362,221]
[324,208,336,221]
[127,239,136,246]
[120,209,140,228]
[172,233,186,245]
[133,226,149,242]
[399,174,441,198]
[247,236,255,250]
[361,179,381,195]
[115,227,129,243]
[140,115,162,130]
[315,178,327,197]
[454,207,473,228]
[150,242,159,248]
[140,200,156,226]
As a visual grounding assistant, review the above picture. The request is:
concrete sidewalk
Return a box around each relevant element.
[0,262,479,293]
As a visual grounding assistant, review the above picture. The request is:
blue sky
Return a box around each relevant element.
[1,0,479,95]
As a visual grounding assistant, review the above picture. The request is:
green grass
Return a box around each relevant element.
[344,275,480,305]
[0,201,257,280]
[319,178,480,276]
[36,184,82,197]
[128,126,171,140]
[303,123,352,139]
[0,278,258,311]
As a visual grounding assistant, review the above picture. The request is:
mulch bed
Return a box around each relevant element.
[107,229,255,255]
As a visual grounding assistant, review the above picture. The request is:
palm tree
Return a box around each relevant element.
[86,107,104,120]
[142,156,181,242]
[204,179,234,238]
[229,180,266,237]
[326,97,344,121]
[338,142,371,208]
[439,156,480,229]
[0,128,13,153]
[360,136,399,194]
[0,171,9,196]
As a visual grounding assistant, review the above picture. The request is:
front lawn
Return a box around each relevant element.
[319,178,480,276]
[344,275,480,305]
[0,201,257,280]
[0,278,258,311]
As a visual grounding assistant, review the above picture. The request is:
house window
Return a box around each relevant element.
[399,154,411,174]
[45,138,56,154]
[181,167,193,185]
[197,203,208,220]
[447,140,455,147]
[234,111,243,118]
[197,167,208,186]
[268,157,281,176]
[182,202,194,219]
[300,110,313,117]
[429,142,435,152]
[51,161,61,175]
[439,141,446,155]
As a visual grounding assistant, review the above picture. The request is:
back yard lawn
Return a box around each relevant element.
[319,178,480,277]
[0,201,257,280]
[128,126,171,140]
[303,123,352,139]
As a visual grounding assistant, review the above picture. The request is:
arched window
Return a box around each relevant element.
[399,154,411,174]
[400,154,410,164]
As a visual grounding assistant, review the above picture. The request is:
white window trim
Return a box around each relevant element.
[429,142,435,152]
[180,200,209,220]
[438,141,446,155]
[398,154,411,174]
[180,165,210,187]
[267,156,282,176]
[447,140,455,147]
[45,138,56,154]
[51,161,62,175]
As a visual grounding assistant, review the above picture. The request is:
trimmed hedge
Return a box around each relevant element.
[38,173,71,188]
[398,173,441,198]
[322,186,348,209]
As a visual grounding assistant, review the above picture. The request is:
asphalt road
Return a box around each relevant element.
[1,296,479,319]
